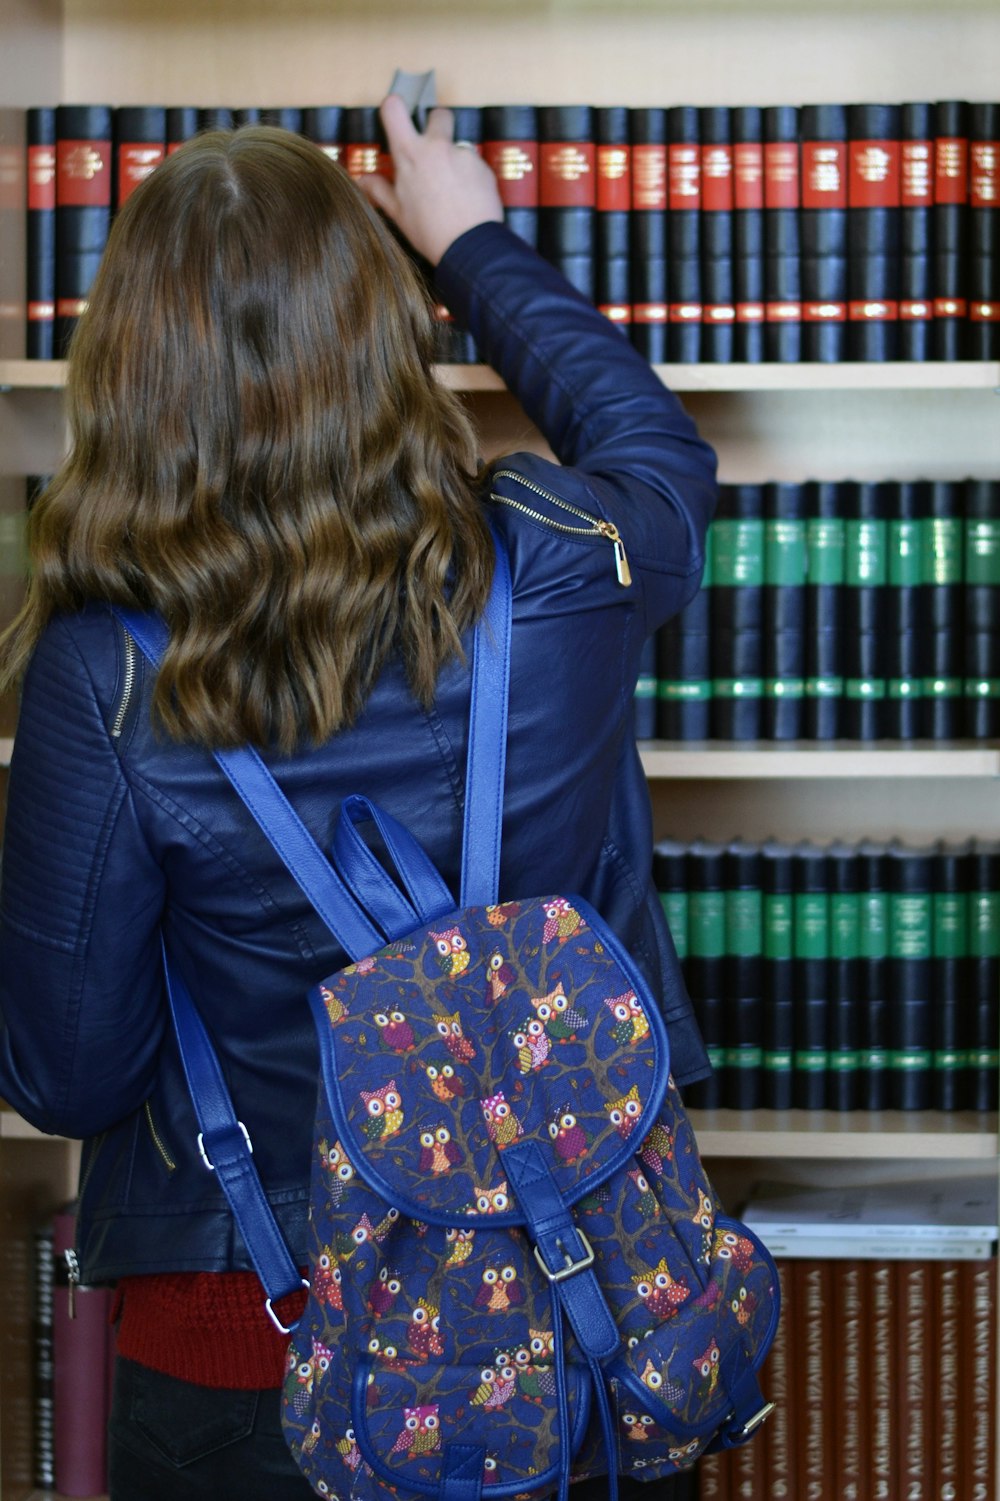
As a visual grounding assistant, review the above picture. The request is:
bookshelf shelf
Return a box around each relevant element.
[692,1109,1000,1160]
[3,359,999,396]
[638,742,1000,778]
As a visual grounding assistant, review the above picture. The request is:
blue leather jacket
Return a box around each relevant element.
[0,223,717,1283]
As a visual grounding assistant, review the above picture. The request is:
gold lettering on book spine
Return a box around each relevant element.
[63,144,105,180]
[493,146,534,182]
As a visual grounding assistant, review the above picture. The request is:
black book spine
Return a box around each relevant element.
[711,482,764,740]
[763,480,807,738]
[595,106,631,335]
[932,840,969,1111]
[113,105,165,212]
[232,108,262,128]
[827,842,861,1110]
[165,106,199,155]
[699,105,735,363]
[922,479,965,739]
[793,843,829,1109]
[261,107,303,133]
[26,106,56,360]
[761,840,795,1108]
[843,480,889,739]
[196,108,234,132]
[667,106,702,363]
[967,839,1000,1111]
[804,479,845,740]
[482,105,539,250]
[656,542,712,740]
[732,105,765,362]
[885,479,927,740]
[33,1220,55,1488]
[899,102,934,361]
[847,103,901,361]
[858,840,890,1109]
[932,100,970,360]
[969,102,999,359]
[301,106,345,164]
[800,103,847,362]
[538,104,596,303]
[628,106,668,362]
[684,840,727,1110]
[964,478,1000,737]
[54,104,114,357]
[763,105,801,362]
[653,840,689,973]
[723,840,764,1109]
[887,842,934,1109]
[343,105,391,181]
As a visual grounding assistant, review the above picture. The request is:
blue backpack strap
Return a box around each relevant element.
[460,529,511,907]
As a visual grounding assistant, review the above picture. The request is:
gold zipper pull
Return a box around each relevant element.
[597,521,632,587]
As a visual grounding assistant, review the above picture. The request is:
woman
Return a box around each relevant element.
[0,99,717,1498]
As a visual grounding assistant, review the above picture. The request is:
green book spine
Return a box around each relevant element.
[763,481,808,740]
[723,839,763,1108]
[793,843,829,1109]
[762,839,795,1108]
[857,840,890,1110]
[932,840,969,1111]
[685,839,727,1109]
[827,841,861,1110]
[710,483,764,741]
[968,839,1000,1111]
[887,840,935,1110]
[804,479,845,741]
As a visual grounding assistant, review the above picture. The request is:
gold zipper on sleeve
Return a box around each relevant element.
[490,470,632,587]
[111,628,137,738]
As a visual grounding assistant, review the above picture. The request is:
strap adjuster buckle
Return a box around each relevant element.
[197,1121,253,1170]
[265,1278,310,1335]
[737,1401,775,1439]
[533,1229,596,1283]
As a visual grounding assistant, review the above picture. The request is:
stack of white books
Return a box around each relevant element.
[741,1174,998,1259]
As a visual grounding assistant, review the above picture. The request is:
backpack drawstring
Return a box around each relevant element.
[550,1283,619,1501]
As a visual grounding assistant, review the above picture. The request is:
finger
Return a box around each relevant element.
[356,171,397,217]
[379,93,419,154]
[424,106,455,143]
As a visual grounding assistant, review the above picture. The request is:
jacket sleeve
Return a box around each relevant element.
[0,614,167,1137]
[434,221,719,633]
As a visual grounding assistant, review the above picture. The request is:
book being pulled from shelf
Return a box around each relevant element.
[741,1172,998,1258]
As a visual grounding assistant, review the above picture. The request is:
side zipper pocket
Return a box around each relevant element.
[111,623,138,739]
[490,470,632,586]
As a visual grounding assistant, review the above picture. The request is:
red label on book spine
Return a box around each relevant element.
[597,145,630,211]
[901,140,933,206]
[56,297,88,318]
[316,144,342,164]
[971,300,1000,322]
[668,144,700,208]
[631,144,667,210]
[701,144,734,212]
[766,300,802,321]
[764,141,800,209]
[631,303,667,324]
[483,141,539,207]
[28,300,55,321]
[28,144,56,210]
[803,301,847,322]
[117,142,165,207]
[539,142,595,208]
[736,301,764,322]
[56,139,111,207]
[900,299,933,319]
[344,144,392,181]
[669,302,703,322]
[734,142,763,209]
[848,299,899,321]
[935,135,968,205]
[848,140,901,208]
[703,303,736,323]
[599,303,631,323]
[971,141,999,208]
[801,141,847,209]
[934,297,967,318]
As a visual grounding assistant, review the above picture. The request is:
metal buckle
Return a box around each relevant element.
[197,1121,253,1171]
[738,1402,775,1439]
[265,1278,310,1335]
[533,1230,596,1283]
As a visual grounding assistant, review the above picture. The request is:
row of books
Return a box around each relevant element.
[698,1180,996,1499]
[654,835,999,1112]
[635,476,1000,744]
[25,98,999,362]
[33,1204,114,1496]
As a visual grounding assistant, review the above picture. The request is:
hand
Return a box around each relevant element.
[357,94,504,265]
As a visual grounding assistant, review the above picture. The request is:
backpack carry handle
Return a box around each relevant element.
[332,794,456,939]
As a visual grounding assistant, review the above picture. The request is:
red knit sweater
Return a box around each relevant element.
[116,1271,309,1389]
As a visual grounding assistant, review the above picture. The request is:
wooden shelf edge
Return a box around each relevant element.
[3,359,999,395]
[691,1108,999,1159]
[639,741,1000,778]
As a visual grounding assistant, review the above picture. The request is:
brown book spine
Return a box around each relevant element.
[964,1259,997,1501]
[795,1259,830,1501]
[834,1260,867,1501]
[896,1261,932,1501]
[762,1259,795,1501]
[937,1262,961,1501]
[867,1261,894,1501]
[696,1450,729,1499]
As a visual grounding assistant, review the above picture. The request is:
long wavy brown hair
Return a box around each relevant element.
[0,127,493,750]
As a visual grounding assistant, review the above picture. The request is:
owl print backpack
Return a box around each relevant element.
[118,534,778,1501]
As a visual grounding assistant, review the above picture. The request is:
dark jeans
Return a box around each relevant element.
[108,1357,316,1501]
